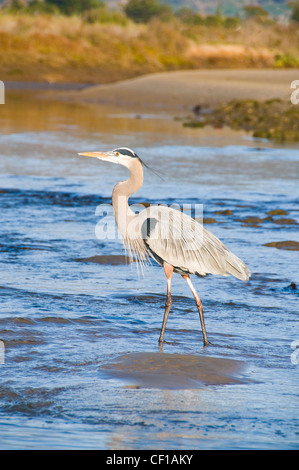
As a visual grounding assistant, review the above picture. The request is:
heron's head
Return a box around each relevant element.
[78,147,141,168]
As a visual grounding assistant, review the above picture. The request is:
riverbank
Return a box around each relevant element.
[1,12,299,85]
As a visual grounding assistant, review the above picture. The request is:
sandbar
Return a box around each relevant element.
[61,69,298,111]
[103,352,248,389]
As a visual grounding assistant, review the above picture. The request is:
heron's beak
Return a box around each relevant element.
[78,151,112,160]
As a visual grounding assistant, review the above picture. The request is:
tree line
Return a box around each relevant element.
[3,0,299,24]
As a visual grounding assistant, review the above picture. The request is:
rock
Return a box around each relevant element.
[266,209,288,216]
[192,104,202,115]
[214,209,234,216]
[240,216,263,225]
[203,217,217,224]
[273,218,297,225]
[263,241,299,251]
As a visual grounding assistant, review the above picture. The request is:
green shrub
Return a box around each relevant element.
[124,0,173,23]
[291,1,299,22]
[224,16,241,28]
[83,7,127,25]
[274,53,299,68]
[204,14,223,27]
[175,8,204,25]
[45,0,102,16]
[243,6,269,19]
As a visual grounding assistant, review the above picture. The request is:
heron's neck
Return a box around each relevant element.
[112,159,143,237]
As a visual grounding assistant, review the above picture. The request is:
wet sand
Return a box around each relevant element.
[103,352,248,389]
[60,69,298,111]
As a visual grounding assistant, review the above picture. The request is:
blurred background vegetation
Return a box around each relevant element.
[0,0,298,83]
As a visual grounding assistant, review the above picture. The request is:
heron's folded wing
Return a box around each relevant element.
[139,206,249,280]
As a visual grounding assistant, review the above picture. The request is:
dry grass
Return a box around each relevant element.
[0,12,298,83]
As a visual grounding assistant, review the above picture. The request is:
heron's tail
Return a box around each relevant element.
[224,251,250,281]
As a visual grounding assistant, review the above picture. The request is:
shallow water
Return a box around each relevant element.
[0,90,298,449]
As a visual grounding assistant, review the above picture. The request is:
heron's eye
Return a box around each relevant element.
[115,152,119,156]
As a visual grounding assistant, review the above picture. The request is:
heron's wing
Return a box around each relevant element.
[135,206,250,280]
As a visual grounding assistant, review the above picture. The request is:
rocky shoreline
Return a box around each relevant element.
[184,98,299,142]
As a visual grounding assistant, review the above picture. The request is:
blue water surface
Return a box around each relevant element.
[0,91,298,449]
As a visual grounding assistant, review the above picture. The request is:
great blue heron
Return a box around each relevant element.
[79,147,250,346]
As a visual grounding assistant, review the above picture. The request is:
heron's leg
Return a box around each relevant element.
[158,262,173,344]
[182,275,209,347]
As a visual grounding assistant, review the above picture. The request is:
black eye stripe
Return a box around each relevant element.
[114,148,139,158]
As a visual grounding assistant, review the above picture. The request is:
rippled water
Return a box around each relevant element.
[0,91,298,449]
